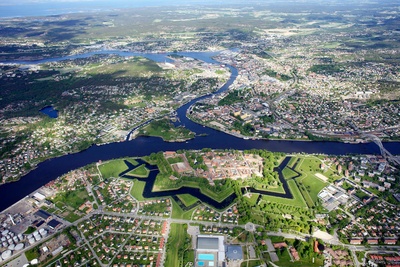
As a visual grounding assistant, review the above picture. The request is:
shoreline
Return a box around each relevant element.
[1,49,400,189]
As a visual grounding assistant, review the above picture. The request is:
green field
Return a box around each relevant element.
[165,223,188,267]
[199,185,234,203]
[291,156,329,206]
[275,248,324,267]
[24,226,36,235]
[86,57,162,77]
[99,158,138,179]
[130,179,146,201]
[295,157,323,174]
[25,247,40,261]
[241,260,262,267]
[177,194,199,207]
[298,174,328,204]
[171,198,197,220]
[53,187,90,210]
[140,118,195,141]
[127,164,150,178]
[154,177,234,204]
[255,184,286,194]
[261,180,307,208]
[167,156,184,164]
[287,157,298,168]
[244,193,259,206]
[64,212,82,222]
[282,167,299,180]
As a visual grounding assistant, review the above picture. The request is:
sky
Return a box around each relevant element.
[0,0,396,18]
[0,0,212,5]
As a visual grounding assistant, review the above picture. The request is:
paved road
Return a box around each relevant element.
[5,206,400,267]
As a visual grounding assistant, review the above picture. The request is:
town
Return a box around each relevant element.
[0,1,399,267]
[0,149,399,267]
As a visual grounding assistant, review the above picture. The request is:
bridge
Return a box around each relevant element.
[362,133,400,166]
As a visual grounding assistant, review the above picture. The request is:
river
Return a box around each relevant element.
[1,50,400,212]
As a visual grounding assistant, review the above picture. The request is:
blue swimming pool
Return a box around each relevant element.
[198,261,204,266]
[198,253,214,261]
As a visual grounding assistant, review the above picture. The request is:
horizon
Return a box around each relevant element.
[0,0,398,18]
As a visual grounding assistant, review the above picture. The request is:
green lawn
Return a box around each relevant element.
[127,164,150,178]
[99,158,138,179]
[276,254,324,267]
[295,157,323,174]
[171,198,196,220]
[167,157,184,164]
[183,249,195,266]
[356,251,366,262]
[287,157,298,168]
[140,118,195,141]
[64,212,82,223]
[177,194,199,207]
[274,243,324,267]
[24,226,36,235]
[244,193,259,206]
[165,223,188,267]
[25,247,40,261]
[354,189,369,200]
[86,57,162,77]
[199,185,234,203]
[269,236,286,243]
[53,187,90,210]
[241,260,262,267]
[130,179,146,201]
[249,211,268,224]
[282,167,299,180]
[154,178,234,204]
[298,174,328,204]
[261,179,307,208]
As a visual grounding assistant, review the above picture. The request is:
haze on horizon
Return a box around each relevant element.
[1,0,396,5]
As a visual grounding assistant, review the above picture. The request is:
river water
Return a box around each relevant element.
[1,50,399,212]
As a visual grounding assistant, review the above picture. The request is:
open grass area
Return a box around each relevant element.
[25,247,40,261]
[184,249,195,266]
[177,194,199,207]
[355,189,369,200]
[53,187,90,210]
[64,212,82,222]
[154,177,234,204]
[276,250,323,267]
[244,193,259,206]
[130,179,146,201]
[171,198,196,220]
[287,156,329,207]
[86,57,162,77]
[287,157,298,168]
[99,158,138,179]
[165,223,188,267]
[249,210,268,224]
[295,157,323,174]
[282,167,299,180]
[127,164,150,178]
[241,260,262,267]
[357,251,366,262]
[298,174,328,204]
[199,185,234,203]
[24,226,36,235]
[140,118,195,141]
[167,156,184,164]
[261,179,307,208]
[269,236,286,243]
[255,185,286,194]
